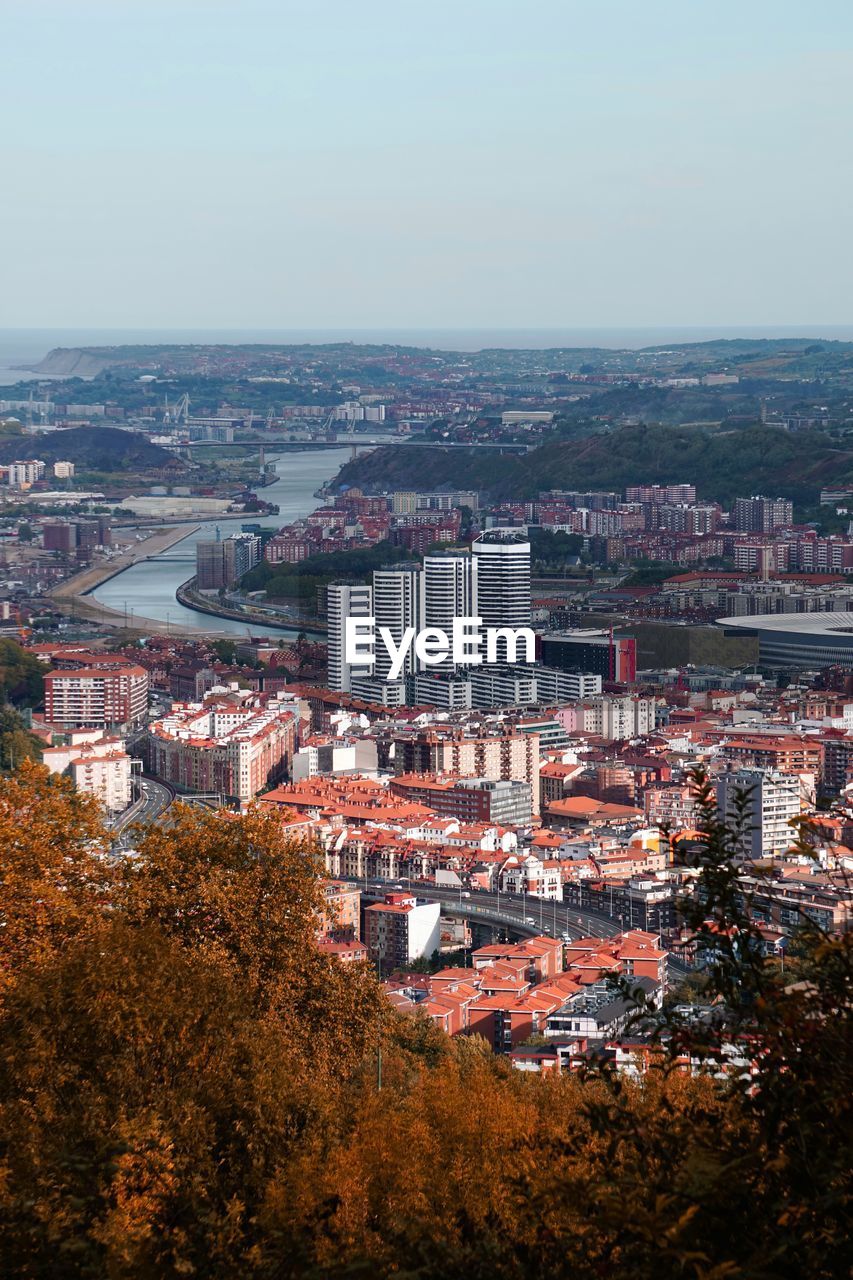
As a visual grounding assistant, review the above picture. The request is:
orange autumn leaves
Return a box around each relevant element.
[0,763,848,1279]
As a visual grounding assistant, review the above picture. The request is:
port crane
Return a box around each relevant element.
[164,393,190,426]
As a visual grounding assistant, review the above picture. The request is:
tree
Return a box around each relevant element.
[0,767,848,1277]
[0,639,46,705]
[0,920,327,1276]
[0,761,106,998]
[210,638,236,664]
[116,804,383,1072]
[0,704,43,770]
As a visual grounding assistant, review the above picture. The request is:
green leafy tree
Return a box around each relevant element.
[0,639,46,705]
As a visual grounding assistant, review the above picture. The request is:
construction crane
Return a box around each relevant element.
[165,393,190,426]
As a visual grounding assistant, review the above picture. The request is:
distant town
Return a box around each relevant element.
[0,336,848,1070]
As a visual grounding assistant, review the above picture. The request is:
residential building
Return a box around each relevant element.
[372,564,422,681]
[644,785,702,831]
[716,768,802,860]
[420,552,477,669]
[408,671,473,709]
[168,665,218,702]
[43,732,136,816]
[626,484,697,505]
[468,664,600,708]
[321,881,362,941]
[42,521,77,553]
[821,736,853,796]
[364,892,441,973]
[556,695,658,741]
[499,853,562,899]
[471,528,531,641]
[148,694,296,803]
[390,774,533,826]
[733,496,794,533]
[7,460,45,488]
[196,533,260,590]
[394,729,540,811]
[44,665,149,729]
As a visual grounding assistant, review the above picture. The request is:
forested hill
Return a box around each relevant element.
[0,427,178,472]
[333,424,853,504]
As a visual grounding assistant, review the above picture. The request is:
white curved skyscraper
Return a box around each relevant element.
[471,529,531,630]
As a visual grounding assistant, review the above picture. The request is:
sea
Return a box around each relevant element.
[2,326,853,386]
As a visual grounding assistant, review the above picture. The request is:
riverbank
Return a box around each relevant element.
[49,523,210,635]
[176,577,327,637]
[86,448,353,636]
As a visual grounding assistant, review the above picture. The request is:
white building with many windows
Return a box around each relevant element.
[43,731,136,816]
[327,582,373,692]
[716,767,802,860]
[471,529,531,633]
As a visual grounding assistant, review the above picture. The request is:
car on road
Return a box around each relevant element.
[525,917,535,925]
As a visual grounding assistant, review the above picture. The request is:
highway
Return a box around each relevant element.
[351,878,690,977]
[110,775,175,841]
[136,776,175,823]
[356,879,623,940]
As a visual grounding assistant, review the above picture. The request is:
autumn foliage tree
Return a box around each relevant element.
[0,764,849,1278]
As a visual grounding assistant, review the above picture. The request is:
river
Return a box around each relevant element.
[91,449,352,636]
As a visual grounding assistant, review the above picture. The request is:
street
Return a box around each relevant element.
[350,878,690,977]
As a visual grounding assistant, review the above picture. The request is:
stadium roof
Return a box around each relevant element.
[717,612,853,635]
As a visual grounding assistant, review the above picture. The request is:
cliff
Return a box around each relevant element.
[28,348,117,377]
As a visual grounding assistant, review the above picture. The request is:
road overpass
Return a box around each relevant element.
[177,437,533,454]
[354,880,689,977]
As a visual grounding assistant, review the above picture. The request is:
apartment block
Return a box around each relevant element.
[196,533,260,590]
[364,893,441,973]
[733,496,794,533]
[148,695,296,802]
[716,768,802,860]
[44,665,149,729]
[393,729,540,812]
[390,774,533,826]
[43,732,135,816]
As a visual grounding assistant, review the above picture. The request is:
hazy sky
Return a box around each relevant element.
[2,0,852,329]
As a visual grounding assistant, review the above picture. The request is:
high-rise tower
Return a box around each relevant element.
[372,564,422,682]
[471,529,531,632]
[420,552,477,670]
[327,582,373,692]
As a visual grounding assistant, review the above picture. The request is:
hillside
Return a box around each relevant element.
[333,424,853,504]
[0,427,179,472]
[28,336,853,380]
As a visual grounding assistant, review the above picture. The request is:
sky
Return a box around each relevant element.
[1,0,852,331]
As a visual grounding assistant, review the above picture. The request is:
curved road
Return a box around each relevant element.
[352,879,690,977]
[357,879,621,940]
[111,775,174,836]
[137,776,175,823]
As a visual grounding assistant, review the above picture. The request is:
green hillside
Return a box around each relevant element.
[0,427,179,472]
[334,424,853,504]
